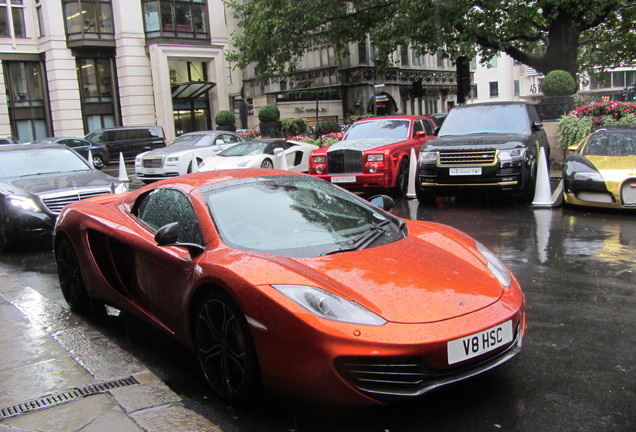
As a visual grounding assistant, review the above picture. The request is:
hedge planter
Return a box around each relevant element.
[216,125,237,132]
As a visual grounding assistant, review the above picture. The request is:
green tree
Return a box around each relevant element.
[225,0,636,81]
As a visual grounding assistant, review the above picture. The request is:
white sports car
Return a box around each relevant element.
[135,131,245,182]
[198,140,319,172]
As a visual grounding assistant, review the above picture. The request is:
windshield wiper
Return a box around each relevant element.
[326,219,391,255]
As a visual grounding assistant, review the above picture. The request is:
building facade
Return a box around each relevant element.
[240,38,463,129]
[0,0,242,143]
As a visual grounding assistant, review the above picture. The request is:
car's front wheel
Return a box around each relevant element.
[55,237,90,312]
[0,204,16,251]
[393,157,410,196]
[261,159,274,169]
[194,291,260,404]
[92,155,105,169]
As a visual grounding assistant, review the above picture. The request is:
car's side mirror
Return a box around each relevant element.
[369,194,395,211]
[532,121,544,131]
[155,222,205,255]
[274,148,284,157]
[416,130,428,139]
[215,139,224,146]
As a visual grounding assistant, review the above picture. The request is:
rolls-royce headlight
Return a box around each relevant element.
[313,156,326,164]
[476,242,511,287]
[166,156,180,163]
[273,284,386,326]
[367,154,384,162]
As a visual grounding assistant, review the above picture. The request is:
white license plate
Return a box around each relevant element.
[331,176,356,183]
[447,320,513,365]
[449,167,482,176]
[145,168,156,174]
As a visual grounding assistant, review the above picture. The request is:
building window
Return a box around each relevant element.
[400,46,409,66]
[411,49,421,66]
[63,0,114,41]
[0,0,26,38]
[488,56,498,68]
[36,0,44,37]
[436,51,444,68]
[77,56,118,131]
[143,0,209,39]
[489,81,499,97]
[358,40,368,64]
[514,79,520,96]
[3,61,51,141]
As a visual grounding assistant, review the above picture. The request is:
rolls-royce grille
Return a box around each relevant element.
[438,150,497,166]
[327,150,363,174]
[42,189,111,214]
[142,157,163,169]
[621,180,636,206]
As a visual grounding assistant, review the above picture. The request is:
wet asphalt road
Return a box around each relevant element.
[0,180,634,431]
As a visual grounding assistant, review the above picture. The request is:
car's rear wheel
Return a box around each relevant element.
[187,158,203,173]
[393,157,410,196]
[92,155,105,169]
[194,291,260,404]
[261,159,274,169]
[55,237,90,312]
[415,182,437,205]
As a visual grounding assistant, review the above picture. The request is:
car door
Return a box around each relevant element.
[130,187,205,330]
[60,138,89,159]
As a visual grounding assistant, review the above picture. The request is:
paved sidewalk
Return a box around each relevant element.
[0,272,220,432]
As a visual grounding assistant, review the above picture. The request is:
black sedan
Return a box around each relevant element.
[32,137,111,169]
[0,143,127,250]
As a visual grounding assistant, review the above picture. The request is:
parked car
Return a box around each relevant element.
[31,137,110,169]
[53,169,525,405]
[134,130,245,183]
[0,136,21,145]
[308,115,437,195]
[0,143,127,250]
[563,126,636,209]
[427,113,448,128]
[416,101,550,203]
[198,139,318,172]
[84,125,166,160]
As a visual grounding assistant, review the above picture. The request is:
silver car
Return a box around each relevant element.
[134,131,245,183]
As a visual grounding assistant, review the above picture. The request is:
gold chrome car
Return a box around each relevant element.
[563,126,636,209]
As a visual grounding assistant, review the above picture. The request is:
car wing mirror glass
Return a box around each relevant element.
[215,139,224,146]
[369,194,395,211]
[532,121,543,131]
[155,222,205,255]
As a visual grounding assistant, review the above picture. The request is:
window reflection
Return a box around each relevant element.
[63,0,114,41]
[143,0,209,39]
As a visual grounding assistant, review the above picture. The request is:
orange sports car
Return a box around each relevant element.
[54,169,525,405]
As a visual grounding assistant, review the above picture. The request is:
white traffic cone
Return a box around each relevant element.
[191,152,199,173]
[531,147,554,208]
[407,147,417,199]
[87,149,94,168]
[118,152,130,182]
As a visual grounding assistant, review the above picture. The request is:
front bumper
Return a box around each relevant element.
[311,173,393,190]
[418,163,526,194]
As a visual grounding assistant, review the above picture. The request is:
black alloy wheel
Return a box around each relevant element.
[394,157,410,195]
[55,237,90,312]
[0,205,16,250]
[194,291,260,403]
[92,154,105,169]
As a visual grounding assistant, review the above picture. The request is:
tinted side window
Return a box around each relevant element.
[423,120,434,135]
[136,188,204,245]
[412,120,424,137]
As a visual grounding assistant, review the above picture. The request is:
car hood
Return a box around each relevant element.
[587,155,636,182]
[327,138,404,152]
[1,170,115,196]
[427,133,531,149]
[229,222,504,324]
[141,146,200,158]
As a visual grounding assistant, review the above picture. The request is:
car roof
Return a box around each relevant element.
[454,101,531,108]
[0,142,65,152]
[355,115,429,122]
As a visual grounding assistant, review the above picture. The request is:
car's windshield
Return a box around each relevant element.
[583,131,636,156]
[203,175,403,257]
[219,142,269,156]
[344,119,410,140]
[0,147,91,178]
[439,104,531,136]
[169,134,213,148]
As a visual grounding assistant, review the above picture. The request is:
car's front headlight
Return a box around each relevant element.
[476,242,511,287]
[313,155,326,164]
[573,171,603,182]
[8,195,41,212]
[273,284,386,326]
[367,154,384,162]
[113,183,129,194]
[419,151,437,163]
[166,156,180,163]
[498,148,525,161]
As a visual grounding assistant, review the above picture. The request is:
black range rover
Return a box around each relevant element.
[416,101,550,203]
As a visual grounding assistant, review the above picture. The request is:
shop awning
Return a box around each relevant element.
[171,81,216,99]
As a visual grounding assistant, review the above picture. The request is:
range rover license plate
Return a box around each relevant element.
[450,167,482,176]
[331,176,356,183]
[447,320,513,365]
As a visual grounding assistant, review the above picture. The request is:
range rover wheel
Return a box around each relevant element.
[415,182,437,205]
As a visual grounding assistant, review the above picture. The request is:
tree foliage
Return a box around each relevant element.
[225,0,636,82]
